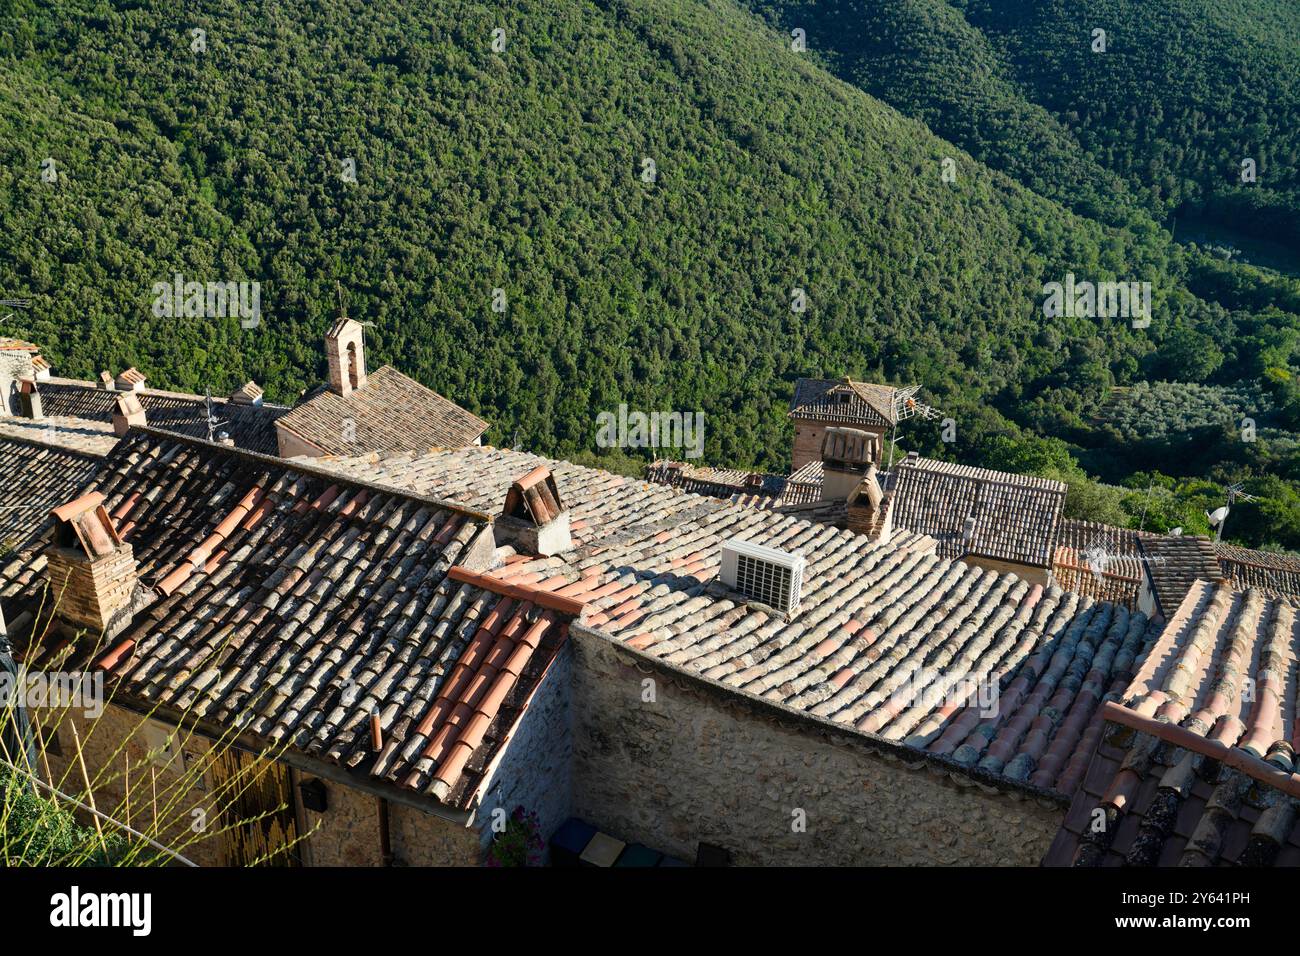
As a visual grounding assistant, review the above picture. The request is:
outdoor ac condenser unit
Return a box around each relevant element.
[719,539,806,615]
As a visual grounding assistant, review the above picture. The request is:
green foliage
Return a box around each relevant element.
[2,0,1299,549]
[0,766,128,866]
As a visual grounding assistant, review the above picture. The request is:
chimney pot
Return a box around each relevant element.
[820,426,875,501]
[495,466,572,556]
[45,492,138,638]
[112,393,147,436]
[114,367,146,392]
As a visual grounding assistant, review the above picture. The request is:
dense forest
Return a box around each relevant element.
[2,0,1300,548]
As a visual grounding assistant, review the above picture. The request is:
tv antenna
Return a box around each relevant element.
[203,389,228,443]
[886,385,942,469]
[1207,482,1258,543]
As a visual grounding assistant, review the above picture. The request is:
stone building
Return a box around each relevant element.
[274,319,489,458]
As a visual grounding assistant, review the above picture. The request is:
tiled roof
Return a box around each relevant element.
[1047,575,1300,865]
[1053,519,1151,609]
[1136,534,1223,618]
[789,378,897,427]
[276,365,488,456]
[888,455,1066,567]
[37,378,287,455]
[0,433,101,555]
[4,430,570,810]
[1044,702,1300,866]
[1216,543,1300,598]
[1125,580,1298,764]
[0,338,40,352]
[308,445,1160,796]
[646,459,820,506]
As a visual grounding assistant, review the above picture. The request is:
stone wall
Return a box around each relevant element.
[35,703,228,866]
[568,626,1063,866]
[470,648,573,861]
[292,772,479,867]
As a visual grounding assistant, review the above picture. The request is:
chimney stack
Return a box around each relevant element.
[325,317,367,397]
[31,356,51,382]
[18,380,41,420]
[228,381,264,407]
[112,393,147,436]
[846,462,891,540]
[495,466,572,556]
[45,492,138,638]
[97,371,114,390]
[820,427,876,501]
[115,367,146,393]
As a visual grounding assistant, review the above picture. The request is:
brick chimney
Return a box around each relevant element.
[820,426,876,501]
[111,393,146,436]
[846,462,891,541]
[494,466,572,556]
[326,317,367,397]
[45,492,138,638]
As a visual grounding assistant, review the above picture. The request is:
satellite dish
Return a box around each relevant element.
[1207,506,1229,526]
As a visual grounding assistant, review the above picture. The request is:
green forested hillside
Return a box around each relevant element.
[2,0,1300,546]
[744,0,1300,241]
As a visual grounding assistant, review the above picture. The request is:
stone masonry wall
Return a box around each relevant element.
[35,703,228,866]
[470,647,573,861]
[568,627,1063,866]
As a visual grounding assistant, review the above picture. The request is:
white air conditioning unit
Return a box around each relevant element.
[720,539,806,614]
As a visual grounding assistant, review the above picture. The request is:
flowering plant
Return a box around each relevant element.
[486,805,544,867]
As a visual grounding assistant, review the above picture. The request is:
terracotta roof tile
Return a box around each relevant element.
[1043,703,1300,866]
[789,378,898,427]
[888,455,1066,567]
[38,377,286,454]
[2,430,563,810]
[276,365,488,456]
[306,444,1160,796]
[1053,519,1152,609]
[1216,543,1300,599]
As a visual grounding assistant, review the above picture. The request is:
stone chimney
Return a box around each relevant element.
[228,381,264,406]
[45,492,138,638]
[17,380,41,420]
[31,355,51,382]
[820,426,876,501]
[115,367,146,392]
[326,317,367,397]
[97,371,114,390]
[111,393,146,436]
[494,466,572,556]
